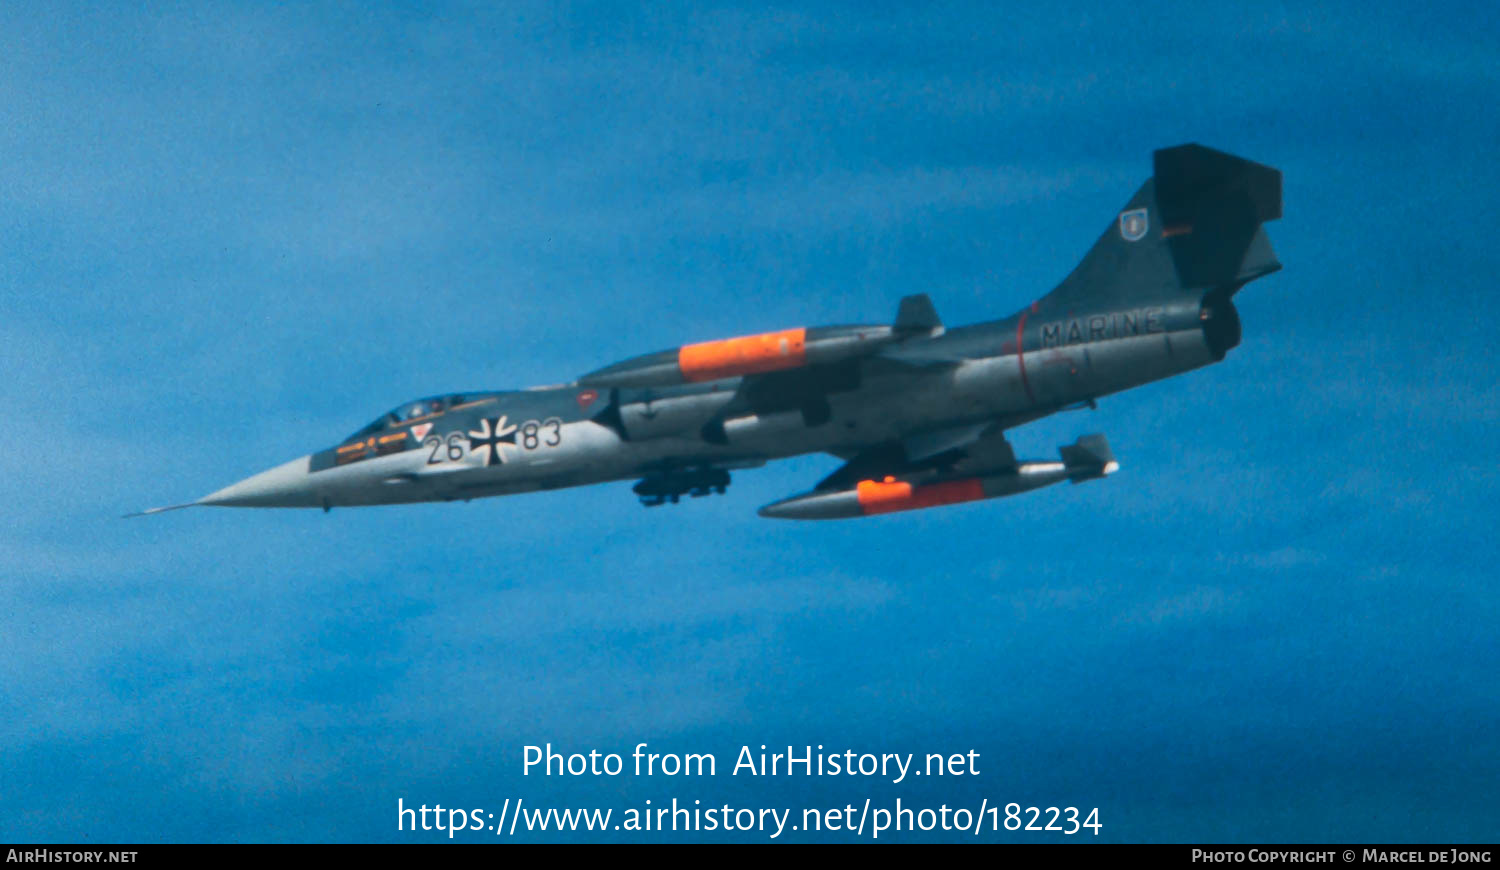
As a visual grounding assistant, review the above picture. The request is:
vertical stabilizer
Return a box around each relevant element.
[1035,144,1282,318]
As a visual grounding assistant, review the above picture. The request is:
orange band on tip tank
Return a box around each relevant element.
[678,328,807,382]
[856,476,986,515]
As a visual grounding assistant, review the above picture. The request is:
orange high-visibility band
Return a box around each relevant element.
[856,477,986,515]
[678,328,807,382]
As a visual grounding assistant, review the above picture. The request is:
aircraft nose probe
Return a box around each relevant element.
[125,455,317,517]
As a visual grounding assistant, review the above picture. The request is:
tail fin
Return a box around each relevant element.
[893,293,943,335]
[1037,144,1282,316]
[1059,434,1118,482]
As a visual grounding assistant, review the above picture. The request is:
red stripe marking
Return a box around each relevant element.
[1016,308,1036,404]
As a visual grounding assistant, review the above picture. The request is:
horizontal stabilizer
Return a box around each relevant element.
[1154,144,1283,290]
[1155,144,1281,226]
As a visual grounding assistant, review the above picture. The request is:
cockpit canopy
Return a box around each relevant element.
[342,394,472,443]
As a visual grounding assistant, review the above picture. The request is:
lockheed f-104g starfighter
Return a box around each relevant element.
[132,144,1282,520]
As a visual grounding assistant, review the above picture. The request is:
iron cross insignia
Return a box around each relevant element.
[467,416,518,466]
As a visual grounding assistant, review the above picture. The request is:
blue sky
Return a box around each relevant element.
[2,1,1496,843]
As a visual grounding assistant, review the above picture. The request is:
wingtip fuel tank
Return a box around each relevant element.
[577,294,945,390]
[758,435,1119,520]
[578,324,896,389]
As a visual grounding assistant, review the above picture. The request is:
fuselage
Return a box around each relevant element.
[196,293,1233,511]
[156,143,1280,520]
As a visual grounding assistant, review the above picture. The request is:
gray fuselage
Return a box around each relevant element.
[199,294,1227,511]
[163,143,1281,519]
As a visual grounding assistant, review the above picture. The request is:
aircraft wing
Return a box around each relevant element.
[815,422,1018,491]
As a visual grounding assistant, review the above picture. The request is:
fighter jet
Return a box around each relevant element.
[132,144,1281,520]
